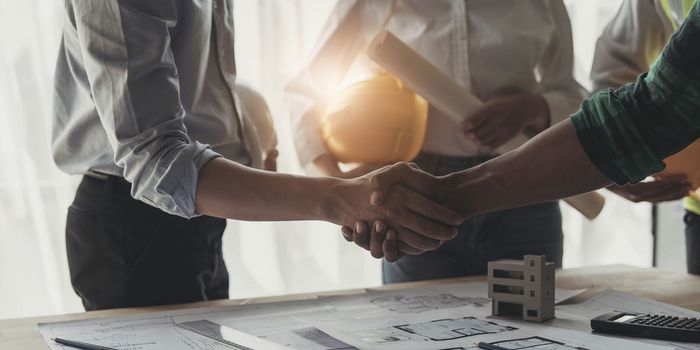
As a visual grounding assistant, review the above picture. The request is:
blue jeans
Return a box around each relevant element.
[383,152,563,283]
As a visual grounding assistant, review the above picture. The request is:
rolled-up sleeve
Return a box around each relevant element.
[72,0,219,218]
[571,3,700,185]
[536,0,587,126]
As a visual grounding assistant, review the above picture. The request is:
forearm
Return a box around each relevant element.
[196,157,339,222]
[197,159,463,255]
[447,120,611,217]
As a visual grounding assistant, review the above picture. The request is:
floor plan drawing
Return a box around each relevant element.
[369,294,491,314]
[356,317,517,344]
[487,336,591,349]
[396,317,517,341]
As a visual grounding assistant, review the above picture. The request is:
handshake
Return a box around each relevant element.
[325,163,467,262]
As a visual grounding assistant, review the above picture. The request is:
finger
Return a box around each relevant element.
[369,163,436,205]
[370,220,388,259]
[470,116,501,137]
[394,184,463,227]
[341,226,353,242]
[483,134,510,149]
[352,221,370,250]
[474,129,503,147]
[368,163,412,205]
[654,174,689,183]
[398,241,425,255]
[631,181,691,201]
[399,184,463,226]
[462,104,497,132]
[393,226,443,251]
[383,230,403,262]
[643,186,692,203]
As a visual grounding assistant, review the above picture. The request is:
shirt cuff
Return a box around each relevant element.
[153,142,221,219]
[570,89,666,186]
[294,123,330,169]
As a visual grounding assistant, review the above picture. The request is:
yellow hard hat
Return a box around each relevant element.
[321,74,428,164]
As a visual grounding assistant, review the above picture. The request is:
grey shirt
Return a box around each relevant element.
[53,0,250,218]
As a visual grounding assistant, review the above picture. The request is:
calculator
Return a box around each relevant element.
[591,311,700,342]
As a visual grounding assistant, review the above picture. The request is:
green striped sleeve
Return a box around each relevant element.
[571,0,700,185]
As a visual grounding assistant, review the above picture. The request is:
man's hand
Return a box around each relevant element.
[607,175,691,203]
[461,93,550,149]
[331,163,464,259]
[263,149,279,172]
[341,221,404,262]
[339,163,463,261]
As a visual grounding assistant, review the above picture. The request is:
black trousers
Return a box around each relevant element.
[684,211,700,275]
[66,175,229,310]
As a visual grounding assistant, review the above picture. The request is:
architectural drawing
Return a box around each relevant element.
[357,317,517,344]
[369,293,490,313]
[487,336,591,349]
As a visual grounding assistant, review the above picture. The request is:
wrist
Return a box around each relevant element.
[439,171,478,218]
[314,176,359,226]
[441,162,505,219]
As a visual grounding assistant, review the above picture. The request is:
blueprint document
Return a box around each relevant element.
[556,289,700,350]
[38,301,324,350]
[317,316,674,350]
[38,282,680,350]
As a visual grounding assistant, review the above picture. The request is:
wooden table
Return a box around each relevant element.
[1,264,699,350]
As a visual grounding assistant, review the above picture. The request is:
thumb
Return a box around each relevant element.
[369,162,435,206]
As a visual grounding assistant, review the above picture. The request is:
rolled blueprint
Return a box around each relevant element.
[564,192,607,220]
[368,30,482,124]
[368,30,606,219]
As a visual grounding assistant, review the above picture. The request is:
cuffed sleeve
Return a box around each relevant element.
[72,0,219,218]
[536,0,587,126]
[572,3,700,185]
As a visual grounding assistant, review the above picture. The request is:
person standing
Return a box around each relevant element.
[287,0,586,283]
[53,0,462,310]
[590,0,698,274]
[349,1,700,261]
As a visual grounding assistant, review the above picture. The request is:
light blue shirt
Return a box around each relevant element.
[53,0,250,218]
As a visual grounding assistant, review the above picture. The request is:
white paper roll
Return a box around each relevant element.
[368,30,606,219]
[368,30,482,124]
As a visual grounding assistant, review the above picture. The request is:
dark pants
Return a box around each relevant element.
[684,211,700,275]
[66,175,229,310]
[383,152,563,283]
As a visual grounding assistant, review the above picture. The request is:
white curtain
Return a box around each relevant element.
[562,0,654,269]
[0,0,652,321]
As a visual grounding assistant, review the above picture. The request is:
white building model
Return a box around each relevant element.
[487,255,555,322]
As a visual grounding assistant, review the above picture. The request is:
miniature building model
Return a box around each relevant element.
[487,255,555,322]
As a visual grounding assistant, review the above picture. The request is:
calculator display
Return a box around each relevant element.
[614,315,636,323]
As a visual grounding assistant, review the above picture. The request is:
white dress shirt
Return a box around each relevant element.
[287,0,586,169]
[52,0,265,218]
